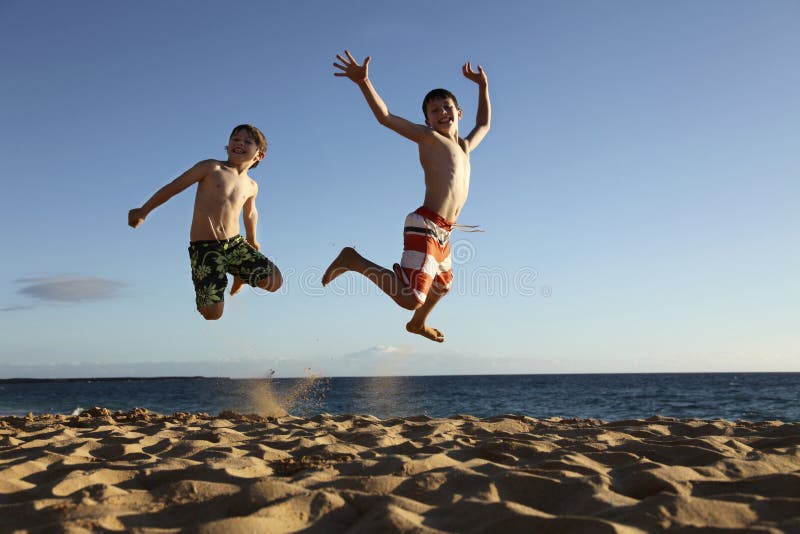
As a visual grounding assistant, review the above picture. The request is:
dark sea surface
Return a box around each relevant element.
[1,373,798,421]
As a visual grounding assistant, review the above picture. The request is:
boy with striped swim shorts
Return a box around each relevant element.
[322,51,491,342]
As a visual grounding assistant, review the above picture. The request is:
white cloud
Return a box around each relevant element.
[346,345,417,358]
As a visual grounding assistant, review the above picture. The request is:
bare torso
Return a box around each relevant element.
[189,161,257,241]
[419,133,470,224]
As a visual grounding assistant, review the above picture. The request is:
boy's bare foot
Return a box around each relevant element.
[230,276,245,296]
[322,247,357,286]
[406,321,445,343]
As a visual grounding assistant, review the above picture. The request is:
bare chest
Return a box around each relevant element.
[419,137,470,178]
[198,171,252,206]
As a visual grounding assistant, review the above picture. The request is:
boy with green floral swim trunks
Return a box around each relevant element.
[128,124,283,320]
[322,51,491,343]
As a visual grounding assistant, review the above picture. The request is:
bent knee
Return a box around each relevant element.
[198,305,224,320]
[398,294,423,311]
[258,269,283,293]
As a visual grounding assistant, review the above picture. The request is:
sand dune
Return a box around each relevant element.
[1,409,798,532]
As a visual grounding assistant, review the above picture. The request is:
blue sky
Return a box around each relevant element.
[1,1,797,378]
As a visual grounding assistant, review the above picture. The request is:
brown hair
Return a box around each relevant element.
[230,124,267,168]
[422,89,459,120]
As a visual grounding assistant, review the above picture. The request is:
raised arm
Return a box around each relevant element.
[128,160,212,228]
[333,50,430,143]
[462,62,491,153]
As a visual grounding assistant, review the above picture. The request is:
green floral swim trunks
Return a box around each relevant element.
[188,235,276,308]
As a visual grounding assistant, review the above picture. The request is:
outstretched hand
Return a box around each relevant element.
[463,62,487,86]
[334,50,370,84]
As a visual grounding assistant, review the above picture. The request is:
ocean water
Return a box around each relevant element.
[0,373,798,421]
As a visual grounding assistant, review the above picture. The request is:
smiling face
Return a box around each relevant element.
[226,125,266,169]
[424,97,462,135]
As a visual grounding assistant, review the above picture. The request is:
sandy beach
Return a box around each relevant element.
[1,409,798,533]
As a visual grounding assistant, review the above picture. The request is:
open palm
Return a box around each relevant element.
[334,50,371,84]
[462,62,487,85]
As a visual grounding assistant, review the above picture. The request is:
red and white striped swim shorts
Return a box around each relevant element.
[393,206,454,305]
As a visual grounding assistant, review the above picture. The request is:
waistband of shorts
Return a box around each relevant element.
[189,234,242,246]
[414,206,455,231]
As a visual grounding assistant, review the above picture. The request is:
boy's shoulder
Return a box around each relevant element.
[190,159,224,174]
[197,158,225,168]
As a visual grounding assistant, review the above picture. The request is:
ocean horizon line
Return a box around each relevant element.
[1,370,797,384]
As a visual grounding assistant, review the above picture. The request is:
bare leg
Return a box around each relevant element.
[406,285,448,342]
[198,302,224,320]
[322,247,419,310]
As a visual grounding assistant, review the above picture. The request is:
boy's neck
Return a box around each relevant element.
[444,130,460,143]
[222,159,252,174]
[431,126,459,142]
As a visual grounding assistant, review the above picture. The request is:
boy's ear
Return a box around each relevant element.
[255,151,265,162]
